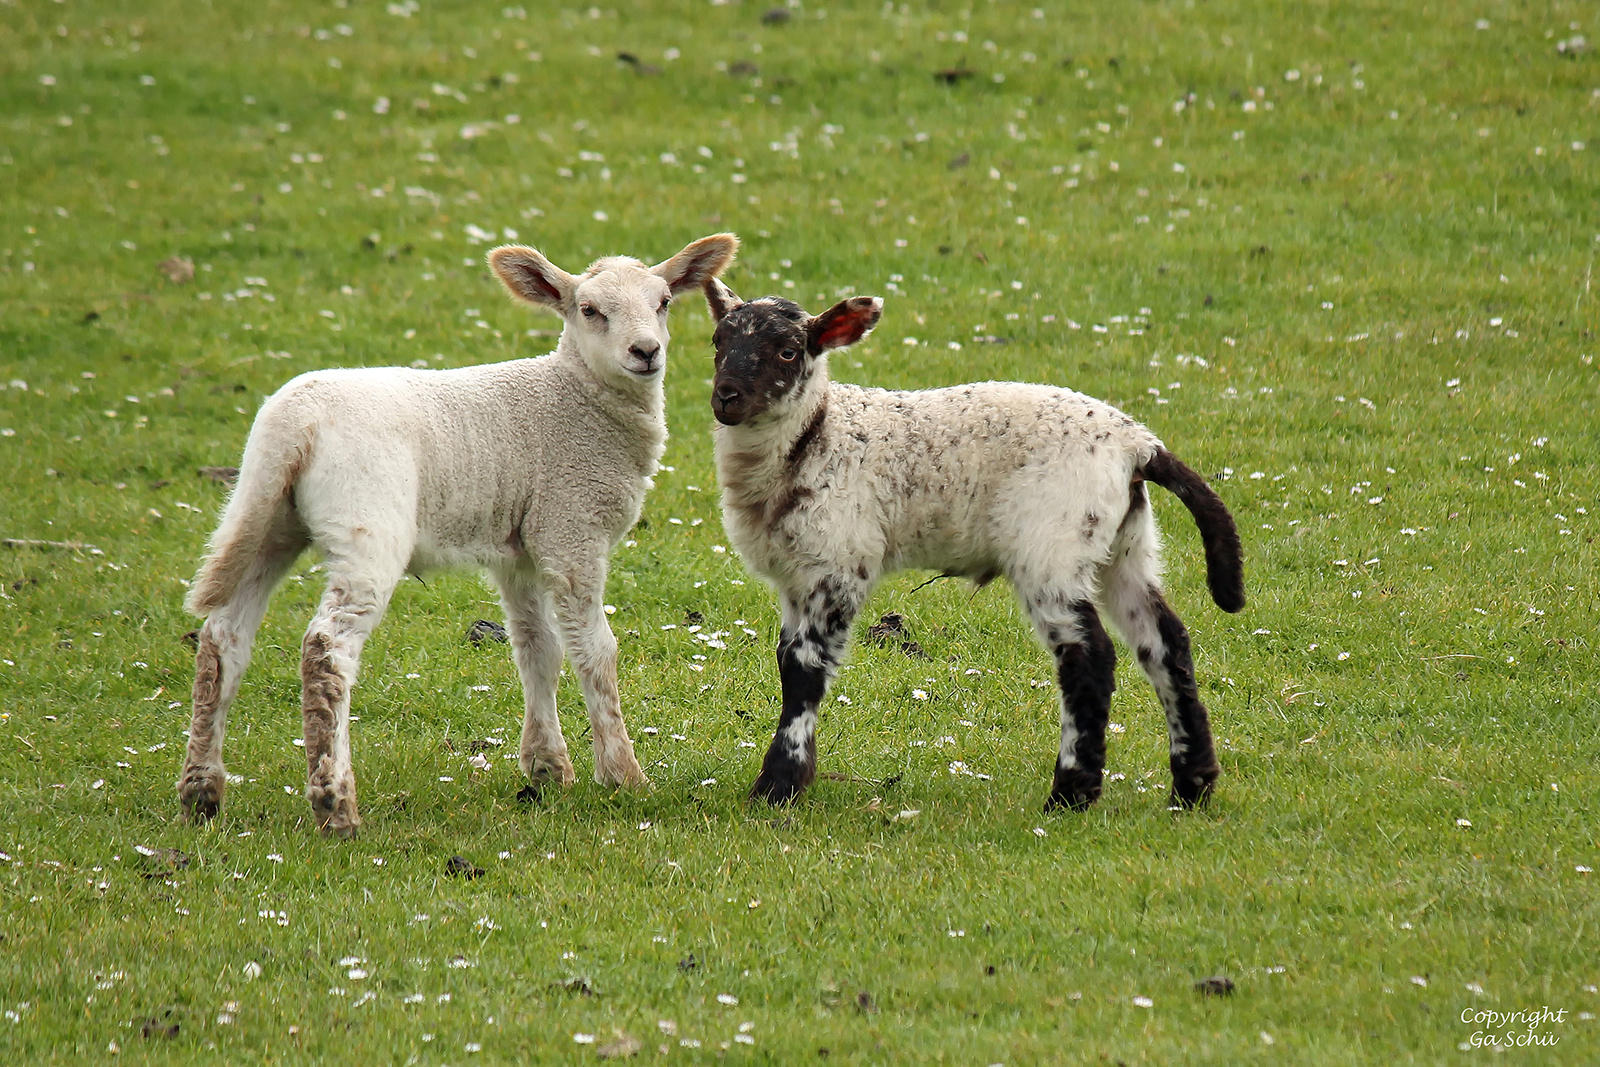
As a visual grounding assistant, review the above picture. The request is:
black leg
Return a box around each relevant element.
[750,578,860,805]
[1044,601,1117,812]
[1140,592,1220,808]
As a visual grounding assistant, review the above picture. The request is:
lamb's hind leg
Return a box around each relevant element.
[178,528,304,821]
[1025,591,1117,812]
[496,572,574,796]
[751,576,863,805]
[300,556,405,837]
[1104,583,1221,808]
[550,561,647,788]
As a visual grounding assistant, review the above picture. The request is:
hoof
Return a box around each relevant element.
[1045,765,1102,812]
[749,736,815,806]
[178,769,226,822]
[1169,758,1220,809]
[519,753,576,788]
[594,756,651,789]
[308,783,361,838]
[516,760,578,804]
[596,769,652,790]
[749,767,810,806]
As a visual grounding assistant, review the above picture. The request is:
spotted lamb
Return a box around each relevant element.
[175,234,739,836]
[702,280,1244,812]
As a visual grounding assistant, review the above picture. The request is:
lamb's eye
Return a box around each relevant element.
[778,348,799,362]
[581,305,600,319]
[659,296,671,311]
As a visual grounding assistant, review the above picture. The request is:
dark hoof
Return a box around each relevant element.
[182,795,221,822]
[749,770,808,806]
[178,771,225,822]
[1169,758,1220,808]
[1046,766,1102,812]
[1044,789,1100,813]
[308,783,361,838]
[749,740,815,806]
[515,759,575,802]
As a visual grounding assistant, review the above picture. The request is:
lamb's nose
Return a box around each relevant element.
[629,342,661,362]
[714,385,740,407]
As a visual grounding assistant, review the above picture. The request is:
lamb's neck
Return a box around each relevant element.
[715,374,830,505]
[550,331,668,472]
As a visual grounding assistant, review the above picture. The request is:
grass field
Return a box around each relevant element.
[2,0,1598,1061]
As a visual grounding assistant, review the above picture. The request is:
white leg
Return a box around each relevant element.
[1101,573,1221,807]
[496,572,574,790]
[549,561,646,788]
[178,527,304,820]
[300,554,405,837]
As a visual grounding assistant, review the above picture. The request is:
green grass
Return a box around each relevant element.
[2,0,1598,1061]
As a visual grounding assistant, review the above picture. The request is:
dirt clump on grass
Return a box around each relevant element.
[445,854,483,880]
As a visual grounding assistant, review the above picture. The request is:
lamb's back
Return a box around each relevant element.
[271,356,653,561]
[793,380,1161,576]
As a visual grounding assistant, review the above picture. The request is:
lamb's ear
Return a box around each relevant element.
[702,277,744,322]
[487,245,576,311]
[807,296,884,353]
[653,232,740,296]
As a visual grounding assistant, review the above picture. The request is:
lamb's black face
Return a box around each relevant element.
[710,297,814,426]
[706,292,884,426]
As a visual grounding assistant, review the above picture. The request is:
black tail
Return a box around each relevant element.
[1140,447,1245,613]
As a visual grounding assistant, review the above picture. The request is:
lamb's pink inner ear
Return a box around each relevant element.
[810,297,884,350]
[655,233,740,295]
[508,264,562,303]
[488,246,570,309]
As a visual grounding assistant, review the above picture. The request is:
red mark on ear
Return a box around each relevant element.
[814,316,862,349]
[812,298,881,350]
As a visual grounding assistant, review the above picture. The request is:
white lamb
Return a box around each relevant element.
[176,233,739,836]
[702,280,1244,812]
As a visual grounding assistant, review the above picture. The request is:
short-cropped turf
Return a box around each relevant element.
[0,1,1595,1062]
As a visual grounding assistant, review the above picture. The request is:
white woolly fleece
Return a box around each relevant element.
[716,361,1166,604]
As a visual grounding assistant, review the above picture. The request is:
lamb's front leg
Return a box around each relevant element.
[497,573,575,796]
[751,577,863,805]
[551,565,647,789]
